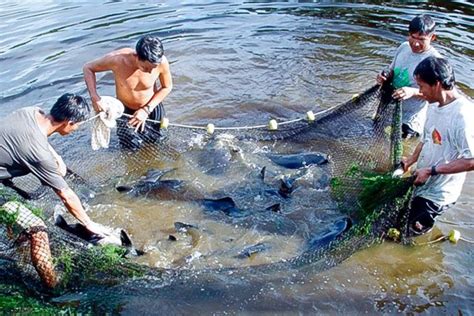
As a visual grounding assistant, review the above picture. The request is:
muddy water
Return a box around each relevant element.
[0,1,473,313]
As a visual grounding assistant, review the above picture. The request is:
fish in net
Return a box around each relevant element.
[0,82,414,308]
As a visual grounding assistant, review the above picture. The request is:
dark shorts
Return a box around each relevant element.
[406,196,453,236]
[117,103,167,151]
[402,123,419,139]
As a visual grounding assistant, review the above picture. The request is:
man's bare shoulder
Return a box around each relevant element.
[88,48,135,71]
[104,48,135,62]
[107,47,135,56]
[158,55,170,71]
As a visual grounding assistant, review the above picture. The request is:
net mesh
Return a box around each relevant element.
[0,83,414,302]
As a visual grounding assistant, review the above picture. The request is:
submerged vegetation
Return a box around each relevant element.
[0,282,75,314]
[331,163,413,236]
[0,188,146,309]
[0,187,45,226]
[53,244,146,290]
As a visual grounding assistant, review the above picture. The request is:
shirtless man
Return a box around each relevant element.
[83,35,172,145]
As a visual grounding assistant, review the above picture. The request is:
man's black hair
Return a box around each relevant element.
[414,56,455,90]
[409,14,436,35]
[50,93,91,123]
[136,35,164,64]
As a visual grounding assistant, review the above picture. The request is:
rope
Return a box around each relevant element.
[413,235,447,246]
[80,97,332,150]
[414,234,474,246]
[79,113,101,126]
[460,237,474,244]
[437,219,474,227]
[114,104,340,131]
[78,88,348,136]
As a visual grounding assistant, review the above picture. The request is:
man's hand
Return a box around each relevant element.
[376,73,388,85]
[128,108,149,132]
[84,221,110,238]
[401,156,416,173]
[392,87,418,100]
[413,167,431,186]
[91,96,105,113]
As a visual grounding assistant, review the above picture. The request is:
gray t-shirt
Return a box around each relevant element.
[414,96,474,205]
[390,42,441,134]
[0,107,68,191]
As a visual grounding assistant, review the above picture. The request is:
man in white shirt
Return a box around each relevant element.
[402,56,474,235]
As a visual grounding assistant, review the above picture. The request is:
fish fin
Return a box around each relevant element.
[120,230,145,256]
[55,215,68,230]
[201,197,249,217]
[134,249,146,256]
[278,178,294,198]
[265,203,281,213]
[202,197,236,211]
[307,217,352,250]
[120,230,133,248]
[260,166,266,181]
[116,185,133,193]
[55,215,98,242]
[174,222,198,232]
[144,168,177,183]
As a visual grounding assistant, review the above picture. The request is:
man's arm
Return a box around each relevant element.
[148,56,173,109]
[414,158,474,186]
[392,87,424,101]
[402,142,424,172]
[83,54,116,112]
[54,187,106,236]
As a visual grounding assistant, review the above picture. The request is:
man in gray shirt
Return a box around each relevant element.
[377,14,441,138]
[0,93,107,237]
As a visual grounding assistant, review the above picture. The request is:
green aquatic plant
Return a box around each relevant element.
[28,204,45,220]
[357,171,409,217]
[331,163,413,236]
[0,188,44,224]
[0,205,18,226]
[53,243,145,289]
[1,188,145,289]
[0,282,76,314]
[53,247,75,286]
[86,244,127,274]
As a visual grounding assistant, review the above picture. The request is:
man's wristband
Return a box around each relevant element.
[430,165,438,176]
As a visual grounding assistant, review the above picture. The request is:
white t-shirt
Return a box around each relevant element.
[390,42,441,134]
[414,96,474,205]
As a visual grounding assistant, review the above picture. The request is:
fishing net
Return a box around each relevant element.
[0,82,414,308]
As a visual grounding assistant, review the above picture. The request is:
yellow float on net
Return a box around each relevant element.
[268,119,278,131]
[306,110,315,122]
[160,117,169,129]
[387,228,400,241]
[206,123,215,134]
[448,229,461,244]
[352,93,360,101]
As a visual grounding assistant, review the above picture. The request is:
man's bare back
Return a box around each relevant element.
[83,35,172,131]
